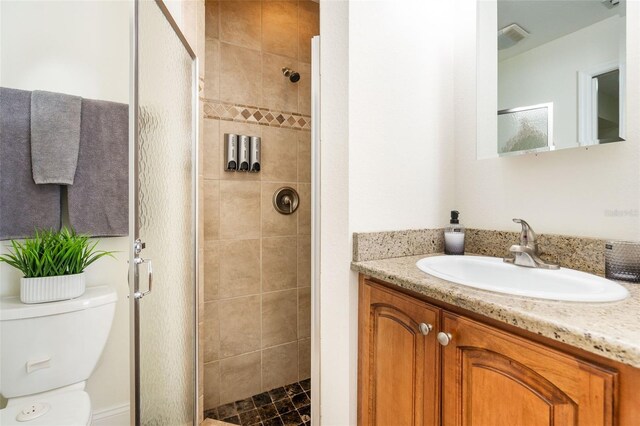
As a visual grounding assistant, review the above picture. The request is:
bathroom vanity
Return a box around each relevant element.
[353,256,640,426]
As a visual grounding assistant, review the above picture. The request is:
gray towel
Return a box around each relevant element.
[1,88,61,240]
[31,90,82,184]
[67,98,128,237]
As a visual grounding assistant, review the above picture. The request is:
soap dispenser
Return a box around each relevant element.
[445,210,465,255]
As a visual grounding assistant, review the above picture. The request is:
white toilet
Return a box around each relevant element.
[0,286,117,425]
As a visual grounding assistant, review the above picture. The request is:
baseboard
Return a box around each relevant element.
[92,403,130,426]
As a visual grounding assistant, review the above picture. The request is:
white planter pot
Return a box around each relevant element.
[20,273,86,304]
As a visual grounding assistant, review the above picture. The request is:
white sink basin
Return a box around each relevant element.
[416,255,629,302]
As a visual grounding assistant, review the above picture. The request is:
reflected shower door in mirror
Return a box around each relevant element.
[578,65,625,145]
[477,0,627,158]
[498,103,553,156]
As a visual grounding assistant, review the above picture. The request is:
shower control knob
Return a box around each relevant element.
[437,332,452,346]
[273,187,299,215]
[418,323,433,336]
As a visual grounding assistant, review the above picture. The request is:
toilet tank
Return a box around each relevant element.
[0,286,117,399]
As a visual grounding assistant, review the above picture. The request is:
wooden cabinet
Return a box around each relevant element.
[358,280,440,426]
[441,313,616,426]
[359,277,639,426]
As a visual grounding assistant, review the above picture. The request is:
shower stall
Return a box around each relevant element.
[199,1,319,425]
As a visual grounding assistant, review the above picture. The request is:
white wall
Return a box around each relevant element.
[456,0,640,240]
[0,1,129,103]
[0,1,130,421]
[498,16,624,150]
[348,0,456,233]
[319,0,456,424]
[319,2,352,424]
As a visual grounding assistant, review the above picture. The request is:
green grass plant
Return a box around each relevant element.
[0,228,115,278]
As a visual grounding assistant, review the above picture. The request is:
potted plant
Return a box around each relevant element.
[0,228,114,304]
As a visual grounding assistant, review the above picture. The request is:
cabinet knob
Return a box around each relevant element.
[437,332,452,346]
[418,322,433,336]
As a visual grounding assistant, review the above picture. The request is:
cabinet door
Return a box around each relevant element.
[359,279,440,426]
[441,313,617,426]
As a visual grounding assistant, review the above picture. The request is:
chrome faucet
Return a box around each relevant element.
[503,219,559,269]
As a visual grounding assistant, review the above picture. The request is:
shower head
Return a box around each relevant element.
[282,67,300,83]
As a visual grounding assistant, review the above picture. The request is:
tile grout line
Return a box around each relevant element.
[259,169,264,396]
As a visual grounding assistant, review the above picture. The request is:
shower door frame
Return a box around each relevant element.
[128,0,200,424]
[310,35,321,426]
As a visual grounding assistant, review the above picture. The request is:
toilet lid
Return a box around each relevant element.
[1,390,91,426]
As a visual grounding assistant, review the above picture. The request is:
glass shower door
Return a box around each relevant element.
[129,1,197,424]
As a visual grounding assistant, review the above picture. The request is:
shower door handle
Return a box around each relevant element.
[134,257,153,299]
[133,239,153,300]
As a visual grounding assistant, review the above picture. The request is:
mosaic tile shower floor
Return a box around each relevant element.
[204,379,311,426]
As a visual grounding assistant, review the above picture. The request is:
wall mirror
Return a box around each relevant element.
[477,0,627,159]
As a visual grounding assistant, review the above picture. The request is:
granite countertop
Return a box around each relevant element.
[351,253,640,368]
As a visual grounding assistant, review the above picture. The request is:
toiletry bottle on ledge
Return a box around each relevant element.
[445,210,465,255]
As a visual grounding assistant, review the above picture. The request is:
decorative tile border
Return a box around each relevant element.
[353,228,606,275]
[202,98,311,131]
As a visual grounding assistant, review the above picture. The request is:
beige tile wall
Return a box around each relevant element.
[202,0,318,410]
